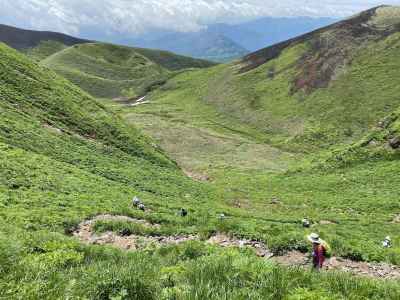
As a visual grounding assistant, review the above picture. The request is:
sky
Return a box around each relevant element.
[1,0,400,36]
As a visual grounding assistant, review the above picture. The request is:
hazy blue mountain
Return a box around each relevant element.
[1,16,338,63]
[130,31,249,63]
[208,16,338,51]
[128,16,337,61]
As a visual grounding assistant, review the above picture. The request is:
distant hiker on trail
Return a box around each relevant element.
[383,236,392,248]
[132,196,141,207]
[308,233,329,271]
[179,208,188,217]
[302,218,311,228]
[138,203,146,211]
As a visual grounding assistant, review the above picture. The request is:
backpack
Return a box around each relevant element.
[321,240,332,257]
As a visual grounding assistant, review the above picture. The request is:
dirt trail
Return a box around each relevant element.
[73,215,400,280]
[273,251,400,280]
[73,214,196,250]
[183,169,210,182]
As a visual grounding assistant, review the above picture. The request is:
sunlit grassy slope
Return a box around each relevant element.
[142,6,400,154]
[39,42,216,99]
[2,6,400,299]
[2,42,400,298]
[113,5,400,268]
[24,40,68,61]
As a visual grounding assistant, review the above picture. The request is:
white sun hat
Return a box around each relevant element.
[308,233,322,244]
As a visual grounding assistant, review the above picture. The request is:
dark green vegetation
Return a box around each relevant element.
[2,5,400,299]
[24,40,68,61]
[40,43,216,99]
[0,23,88,50]
[0,24,217,98]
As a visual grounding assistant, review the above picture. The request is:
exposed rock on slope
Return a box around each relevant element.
[240,6,400,93]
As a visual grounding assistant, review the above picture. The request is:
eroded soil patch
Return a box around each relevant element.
[73,214,195,250]
[183,169,210,182]
[208,233,272,258]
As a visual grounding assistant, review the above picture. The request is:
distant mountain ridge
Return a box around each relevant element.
[208,16,337,52]
[0,23,89,49]
[0,16,338,63]
[130,31,249,63]
[128,17,337,62]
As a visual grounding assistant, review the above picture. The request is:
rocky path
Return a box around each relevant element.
[73,214,400,280]
[73,214,196,250]
[273,251,400,280]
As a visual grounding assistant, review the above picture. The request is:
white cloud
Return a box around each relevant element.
[1,0,400,36]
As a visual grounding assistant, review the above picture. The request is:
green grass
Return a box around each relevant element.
[34,42,216,99]
[117,80,400,264]
[24,40,68,61]
[41,43,170,98]
[154,31,400,153]
[132,47,217,71]
[2,230,399,299]
[2,9,400,298]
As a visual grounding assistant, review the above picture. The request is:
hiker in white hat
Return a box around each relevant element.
[308,233,328,271]
[382,236,392,248]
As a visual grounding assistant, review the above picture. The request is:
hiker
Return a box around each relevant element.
[308,233,328,271]
[383,236,392,248]
[302,218,311,228]
[138,203,146,211]
[179,208,188,217]
[132,196,141,207]
[219,213,226,220]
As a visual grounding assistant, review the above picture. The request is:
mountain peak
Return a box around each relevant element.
[239,6,400,93]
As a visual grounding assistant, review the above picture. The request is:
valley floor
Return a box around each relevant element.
[2,38,400,298]
[110,73,400,270]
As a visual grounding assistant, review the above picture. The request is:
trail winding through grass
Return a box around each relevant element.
[73,214,400,280]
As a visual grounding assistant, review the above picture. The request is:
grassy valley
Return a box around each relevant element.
[40,43,216,99]
[1,5,400,300]
[0,24,217,99]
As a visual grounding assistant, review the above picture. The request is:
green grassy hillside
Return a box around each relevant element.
[40,43,171,99]
[24,40,68,61]
[111,5,400,287]
[2,6,400,299]
[147,6,400,154]
[36,42,216,99]
[2,39,400,298]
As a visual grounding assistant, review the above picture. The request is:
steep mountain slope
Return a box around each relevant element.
[132,31,249,62]
[2,41,400,299]
[320,103,400,168]
[150,6,400,153]
[2,7,400,298]
[208,16,337,52]
[113,6,400,271]
[0,40,233,246]
[0,23,89,50]
[40,42,216,98]
[0,24,217,98]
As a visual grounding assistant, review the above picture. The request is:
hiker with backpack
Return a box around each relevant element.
[308,233,330,271]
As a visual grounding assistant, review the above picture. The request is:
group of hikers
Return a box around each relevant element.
[132,196,393,271]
